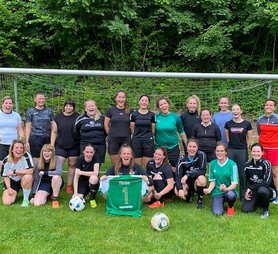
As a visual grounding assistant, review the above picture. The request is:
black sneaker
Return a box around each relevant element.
[260,210,269,219]
[196,200,204,209]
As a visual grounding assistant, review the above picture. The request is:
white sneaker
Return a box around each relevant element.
[272,197,278,204]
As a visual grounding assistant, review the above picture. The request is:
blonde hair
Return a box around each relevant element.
[84,99,101,121]
[38,144,56,170]
[7,139,25,163]
[186,95,201,114]
[114,144,135,175]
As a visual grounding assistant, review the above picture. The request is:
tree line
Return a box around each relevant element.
[0,0,277,72]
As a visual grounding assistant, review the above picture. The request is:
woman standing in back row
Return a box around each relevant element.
[130,95,156,168]
[257,98,278,204]
[212,96,233,145]
[155,96,187,172]
[105,91,132,165]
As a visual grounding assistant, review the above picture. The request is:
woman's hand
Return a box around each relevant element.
[203,188,210,195]
[39,171,44,177]
[245,188,252,201]
[7,187,14,196]
[220,184,227,192]
[100,175,107,181]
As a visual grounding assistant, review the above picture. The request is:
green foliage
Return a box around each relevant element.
[1,0,278,72]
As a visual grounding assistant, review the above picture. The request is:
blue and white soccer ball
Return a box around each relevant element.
[151,212,170,231]
[69,196,86,212]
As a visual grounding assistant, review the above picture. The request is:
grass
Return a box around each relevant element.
[1,176,277,254]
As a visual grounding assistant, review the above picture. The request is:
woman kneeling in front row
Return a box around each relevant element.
[204,143,238,216]
[31,144,63,208]
[241,143,274,219]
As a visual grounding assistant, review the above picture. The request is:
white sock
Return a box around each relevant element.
[23,188,31,200]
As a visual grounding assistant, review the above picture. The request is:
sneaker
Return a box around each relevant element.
[66,185,73,194]
[196,200,204,209]
[21,200,30,207]
[272,197,278,204]
[227,207,235,217]
[148,201,164,208]
[90,199,97,208]
[52,200,59,208]
[260,210,269,219]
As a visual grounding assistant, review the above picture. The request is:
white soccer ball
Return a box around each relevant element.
[151,212,170,231]
[69,196,86,212]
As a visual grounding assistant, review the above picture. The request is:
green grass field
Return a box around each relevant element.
[1,172,277,254]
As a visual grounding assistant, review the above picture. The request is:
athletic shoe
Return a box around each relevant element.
[90,199,97,208]
[66,185,73,194]
[52,200,59,208]
[272,197,278,204]
[260,210,269,219]
[148,201,164,208]
[21,200,30,207]
[196,200,204,209]
[227,207,235,217]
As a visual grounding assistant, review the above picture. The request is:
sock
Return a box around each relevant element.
[23,188,31,200]
[52,196,58,201]
[89,183,100,200]
[196,186,204,201]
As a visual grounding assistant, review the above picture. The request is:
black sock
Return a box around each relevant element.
[89,183,99,200]
[196,186,204,201]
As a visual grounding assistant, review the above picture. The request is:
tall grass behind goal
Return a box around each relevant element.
[1,73,277,122]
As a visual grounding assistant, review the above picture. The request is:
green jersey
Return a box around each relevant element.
[209,158,238,197]
[102,175,147,217]
[155,112,185,149]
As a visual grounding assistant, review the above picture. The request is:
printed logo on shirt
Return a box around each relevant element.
[230,127,244,134]
[85,121,101,127]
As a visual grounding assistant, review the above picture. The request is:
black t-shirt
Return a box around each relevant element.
[75,113,106,145]
[146,160,173,185]
[105,162,147,176]
[54,112,80,149]
[76,154,100,182]
[130,110,156,139]
[224,120,252,149]
[105,106,131,138]
[180,111,201,139]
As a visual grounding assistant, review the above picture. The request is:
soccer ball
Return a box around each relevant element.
[151,212,170,231]
[69,196,86,212]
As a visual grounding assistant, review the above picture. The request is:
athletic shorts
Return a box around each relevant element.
[263,148,278,166]
[107,137,131,155]
[0,144,10,160]
[78,181,90,197]
[29,135,50,158]
[55,145,80,158]
[5,178,21,193]
[186,177,198,192]
[167,145,180,167]
[38,178,64,194]
[131,138,154,158]
[80,144,106,163]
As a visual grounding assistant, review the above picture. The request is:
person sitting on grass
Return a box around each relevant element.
[31,144,63,208]
[146,147,174,208]
[204,143,238,216]
[1,139,33,207]
[241,143,274,219]
[73,144,100,208]
[175,138,207,209]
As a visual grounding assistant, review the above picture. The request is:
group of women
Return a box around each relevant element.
[0,92,277,219]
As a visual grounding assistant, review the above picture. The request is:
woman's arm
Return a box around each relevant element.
[203,181,216,195]
[104,117,110,135]
[50,121,58,147]
[246,129,253,147]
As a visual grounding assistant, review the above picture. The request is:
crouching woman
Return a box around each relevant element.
[31,144,63,208]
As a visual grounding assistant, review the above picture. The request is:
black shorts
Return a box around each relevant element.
[131,138,154,158]
[38,178,64,194]
[0,144,10,160]
[29,135,50,158]
[5,178,21,193]
[186,177,198,192]
[108,137,131,155]
[80,144,106,163]
[167,145,180,167]
[78,181,90,197]
[55,145,80,158]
